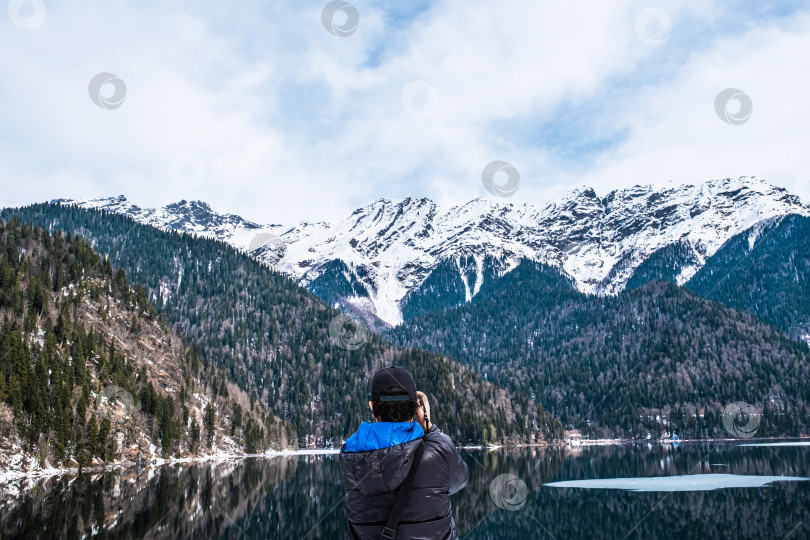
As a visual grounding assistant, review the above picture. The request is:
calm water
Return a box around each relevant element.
[1,441,809,539]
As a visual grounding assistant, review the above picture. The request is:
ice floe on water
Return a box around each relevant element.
[544,474,809,492]
[739,441,810,447]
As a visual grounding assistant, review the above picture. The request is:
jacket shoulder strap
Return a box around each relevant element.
[380,436,427,540]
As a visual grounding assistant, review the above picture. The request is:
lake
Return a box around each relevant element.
[1,440,808,539]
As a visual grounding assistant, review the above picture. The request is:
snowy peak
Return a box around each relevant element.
[159,199,260,232]
[55,176,809,326]
[341,196,438,257]
[53,194,138,214]
[54,195,286,246]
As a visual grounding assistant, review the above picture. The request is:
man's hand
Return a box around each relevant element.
[415,391,432,432]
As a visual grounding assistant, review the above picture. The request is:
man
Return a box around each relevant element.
[340,366,469,539]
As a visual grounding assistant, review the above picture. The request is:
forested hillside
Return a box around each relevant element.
[0,204,562,445]
[0,218,289,471]
[401,255,506,322]
[686,214,810,342]
[624,215,810,344]
[624,238,700,290]
[386,260,810,438]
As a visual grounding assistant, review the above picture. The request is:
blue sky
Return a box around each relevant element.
[1,0,809,225]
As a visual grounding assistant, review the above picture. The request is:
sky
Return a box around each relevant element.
[1,0,809,225]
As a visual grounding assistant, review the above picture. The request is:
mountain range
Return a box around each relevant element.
[55,176,809,327]
[0,205,559,448]
[2,174,809,444]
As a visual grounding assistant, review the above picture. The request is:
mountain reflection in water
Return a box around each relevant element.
[1,441,809,539]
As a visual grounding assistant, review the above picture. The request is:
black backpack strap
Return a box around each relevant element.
[380,437,426,540]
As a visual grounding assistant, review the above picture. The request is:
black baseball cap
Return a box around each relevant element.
[371,366,417,402]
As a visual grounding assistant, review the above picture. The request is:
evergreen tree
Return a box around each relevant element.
[189,417,201,453]
[204,402,215,449]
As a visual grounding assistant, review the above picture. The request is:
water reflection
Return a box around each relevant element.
[1,442,808,539]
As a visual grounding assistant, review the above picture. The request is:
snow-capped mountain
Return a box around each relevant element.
[52,194,288,246]
[55,176,809,326]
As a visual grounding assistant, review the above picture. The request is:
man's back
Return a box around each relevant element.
[339,421,469,540]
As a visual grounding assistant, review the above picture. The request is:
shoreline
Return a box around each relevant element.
[555,435,810,447]
[3,436,807,483]
[0,447,341,484]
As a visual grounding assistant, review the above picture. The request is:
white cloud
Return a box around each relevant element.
[579,9,810,202]
[0,0,808,224]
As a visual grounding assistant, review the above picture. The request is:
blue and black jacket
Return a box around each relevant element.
[339,421,469,540]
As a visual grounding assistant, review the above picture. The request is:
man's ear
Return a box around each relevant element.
[368,401,375,418]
